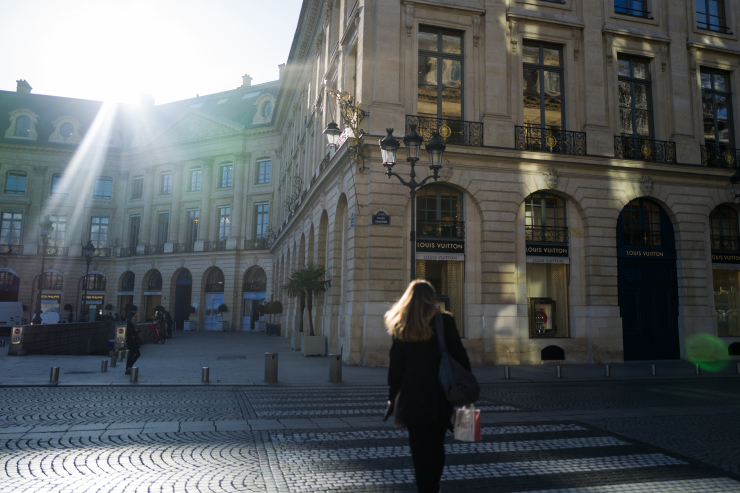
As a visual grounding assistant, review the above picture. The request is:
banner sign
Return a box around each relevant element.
[40,294,60,301]
[372,212,391,225]
[85,294,104,304]
[713,262,740,270]
[525,245,568,257]
[416,240,465,254]
[526,256,570,264]
[417,252,465,261]
[712,253,740,264]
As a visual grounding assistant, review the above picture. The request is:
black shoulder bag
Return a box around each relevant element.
[435,313,480,406]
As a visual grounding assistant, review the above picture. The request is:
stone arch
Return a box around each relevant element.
[170,268,193,331]
[202,267,225,330]
[242,265,268,331]
[141,269,163,321]
[330,193,349,355]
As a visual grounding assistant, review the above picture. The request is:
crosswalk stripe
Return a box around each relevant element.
[255,405,519,417]
[512,477,740,493]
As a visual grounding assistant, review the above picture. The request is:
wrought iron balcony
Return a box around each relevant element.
[244,237,269,250]
[173,243,193,253]
[45,246,68,256]
[525,226,569,244]
[619,230,666,248]
[318,152,330,174]
[515,125,586,155]
[712,235,740,252]
[406,115,483,147]
[204,240,227,252]
[144,244,164,255]
[119,247,137,257]
[614,136,676,164]
[701,144,740,169]
[0,244,22,255]
[85,247,111,257]
[417,220,465,239]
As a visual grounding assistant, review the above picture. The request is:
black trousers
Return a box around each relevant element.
[126,347,140,369]
[407,421,448,493]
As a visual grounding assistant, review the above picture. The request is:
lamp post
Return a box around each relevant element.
[82,241,95,321]
[32,215,54,325]
[380,125,446,280]
[323,121,341,154]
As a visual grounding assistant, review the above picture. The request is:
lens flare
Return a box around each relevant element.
[686,333,729,372]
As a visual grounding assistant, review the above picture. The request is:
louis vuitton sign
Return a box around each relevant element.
[416,240,465,254]
[712,253,740,264]
[525,245,568,257]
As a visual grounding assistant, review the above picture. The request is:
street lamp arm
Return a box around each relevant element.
[385,170,411,188]
[417,172,440,188]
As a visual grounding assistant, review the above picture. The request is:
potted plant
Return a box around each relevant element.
[263,301,282,336]
[283,264,330,355]
[256,302,267,332]
[184,306,197,331]
[216,303,229,331]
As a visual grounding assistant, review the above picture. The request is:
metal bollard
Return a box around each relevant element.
[50,367,59,382]
[131,367,138,382]
[556,365,562,378]
[125,350,130,361]
[695,364,701,375]
[101,360,108,372]
[651,364,657,376]
[264,352,278,383]
[110,353,117,367]
[329,354,342,383]
[202,367,210,383]
[117,350,124,362]
[605,364,610,377]
[1,339,5,347]
[504,366,510,379]
[737,362,740,375]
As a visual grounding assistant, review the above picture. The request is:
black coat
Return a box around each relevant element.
[387,313,471,429]
[126,319,140,349]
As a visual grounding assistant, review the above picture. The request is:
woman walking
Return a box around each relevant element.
[125,312,141,375]
[385,280,471,493]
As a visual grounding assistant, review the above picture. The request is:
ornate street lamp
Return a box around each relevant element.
[324,88,368,171]
[82,241,96,321]
[32,215,54,325]
[380,125,446,280]
[323,121,341,151]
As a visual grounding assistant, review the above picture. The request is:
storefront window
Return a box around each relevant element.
[713,269,740,337]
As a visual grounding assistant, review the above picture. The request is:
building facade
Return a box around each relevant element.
[3,0,740,366]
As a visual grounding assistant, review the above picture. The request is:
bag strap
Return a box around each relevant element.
[435,313,448,353]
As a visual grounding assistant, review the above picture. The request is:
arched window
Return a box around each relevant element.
[244,267,267,292]
[60,122,74,138]
[710,205,739,251]
[41,272,63,290]
[0,271,18,286]
[15,116,31,137]
[620,199,665,247]
[147,271,162,291]
[206,269,224,292]
[524,192,568,243]
[416,185,464,238]
[121,272,135,292]
[83,274,106,291]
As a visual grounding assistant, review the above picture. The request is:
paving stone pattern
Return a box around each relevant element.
[0,384,739,492]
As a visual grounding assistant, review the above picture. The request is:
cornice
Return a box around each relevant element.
[506,8,583,29]
[402,0,485,15]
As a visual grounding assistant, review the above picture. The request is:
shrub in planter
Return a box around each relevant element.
[104,303,114,311]
[186,305,196,320]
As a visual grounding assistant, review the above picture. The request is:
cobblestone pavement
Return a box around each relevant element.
[0,381,738,492]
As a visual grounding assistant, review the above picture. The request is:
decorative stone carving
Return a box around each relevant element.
[509,20,518,53]
[726,184,739,203]
[660,44,668,72]
[572,29,581,61]
[32,165,45,176]
[472,15,481,47]
[315,31,323,58]
[544,168,559,189]
[320,191,327,210]
[92,262,98,271]
[439,159,453,181]
[640,176,653,196]
[405,4,414,37]
[0,258,8,267]
[179,259,186,269]
[337,171,345,193]
[324,0,333,25]
[605,36,614,65]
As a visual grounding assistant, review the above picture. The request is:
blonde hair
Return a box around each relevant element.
[384,280,438,342]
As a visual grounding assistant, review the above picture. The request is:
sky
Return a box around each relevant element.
[0,0,303,105]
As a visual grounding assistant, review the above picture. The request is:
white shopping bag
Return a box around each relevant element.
[454,405,481,442]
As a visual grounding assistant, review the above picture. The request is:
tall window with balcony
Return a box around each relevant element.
[130,176,144,199]
[218,206,230,242]
[615,0,650,17]
[257,160,271,184]
[51,174,70,196]
[5,171,26,195]
[701,69,735,167]
[0,211,22,254]
[93,177,112,199]
[156,212,169,246]
[186,209,199,249]
[128,215,141,252]
[160,172,172,195]
[710,205,740,336]
[697,0,729,33]
[524,193,570,338]
[415,185,465,335]
[255,203,269,238]
[89,216,109,251]
[219,163,233,188]
[189,168,201,191]
[48,214,66,255]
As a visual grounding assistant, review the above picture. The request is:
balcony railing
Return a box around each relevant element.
[45,246,68,256]
[712,235,740,252]
[417,220,465,239]
[119,247,137,257]
[173,243,193,253]
[406,115,483,147]
[204,240,227,252]
[244,237,269,250]
[515,125,586,155]
[614,136,677,164]
[620,231,666,248]
[87,247,111,257]
[0,244,22,255]
[525,226,569,244]
[319,152,330,174]
[144,244,165,255]
[701,144,740,169]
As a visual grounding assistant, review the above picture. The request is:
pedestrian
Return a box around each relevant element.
[384,280,471,493]
[125,312,141,375]
[156,309,166,339]
[77,310,84,322]
[164,311,173,337]
[114,313,120,322]
[68,311,74,323]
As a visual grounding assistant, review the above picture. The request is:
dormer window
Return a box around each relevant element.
[60,123,73,138]
[49,116,83,144]
[5,109,39,141]
[15,117,30,137]
[262,101,273,117]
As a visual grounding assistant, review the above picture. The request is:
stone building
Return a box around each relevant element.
[3,0,740,366]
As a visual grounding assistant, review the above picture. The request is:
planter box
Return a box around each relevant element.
[257,321,266,332]
[216,321,229,331]
[291,330,302,350]
[301,333,326,356]
[183,321,197,331]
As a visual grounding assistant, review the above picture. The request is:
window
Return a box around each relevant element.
[128,215,141,249]
[148,271,162,290]
[418,26,463,119]
[83,274,106,291]
[525,193,568,243]
[710,205,739,251]
[702,69,733,146]
[262,101,273,117]
[218,206,231,241]
[49,214,66,247]
[615,0,650,17]
[205,269,225,292]
[416,185,463,238]
[160,172,172,194]
[14,116,30,137]
[131,176,144,199]
[621,199,663,246]
[156,212,169,245]
[257,160,271,184]
[4,171,26,195]
[51,174,69,196]
[41,272,63,290]
[0,212,22,245]
[189,168,201,191]
[527,263,569,338]
[697,0,729,33]
[219,163,233,188]
[89,216,109,248]
[93,177,113,199]
[255,203,269,238]
[60,123,74,138]
[523,41,564,130]
[618,56,653,138]
[121,272,135,292]
[186,209,199,246]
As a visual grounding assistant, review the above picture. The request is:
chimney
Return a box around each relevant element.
[241,74,252,87]
[16,80,32,94]
[278,64,286,80]
[139,93,154,106]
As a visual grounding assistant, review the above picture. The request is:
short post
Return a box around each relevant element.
[125,350,130,361]
[556,365,562,378]
[117,350,124,362]
[110,353,117,367]
[605,364,610,377]
[737,362,740,374]
[329,354,342,383]
[264,352,278,383]
[695,364,701,375]
[1,339,5,347]
[50,367,59,382]
[101,360,108,372]
[202,367,210,383]
[504,366,510,379]
[131,367,138,382]
[651,364,657,376]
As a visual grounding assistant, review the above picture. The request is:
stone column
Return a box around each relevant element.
[228,152,249,250]
[196,158,214,251]
[22,166,46,255]
[139,168,154,246]
[167,168,182,249]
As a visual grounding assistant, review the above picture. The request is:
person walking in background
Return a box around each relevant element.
[164,311,173,338]
[385,280,471,493]
[125,312,141,375]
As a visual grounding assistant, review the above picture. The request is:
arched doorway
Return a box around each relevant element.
[617,198,679,360]
[143,271,162,322]
[118,271,135,318]
[204,268,224,331]
[35,271,63,323]
[81,273,107,320]
[0,269,20,302]
[243,267,267,331]
[174,269,192,331]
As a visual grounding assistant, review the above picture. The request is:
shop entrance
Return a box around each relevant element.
[243,267,267,331]
[617,199,679,360]
[0,270,19,302]
[174,269,192,331]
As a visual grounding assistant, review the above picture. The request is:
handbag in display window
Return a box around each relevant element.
[454,405,481,442]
